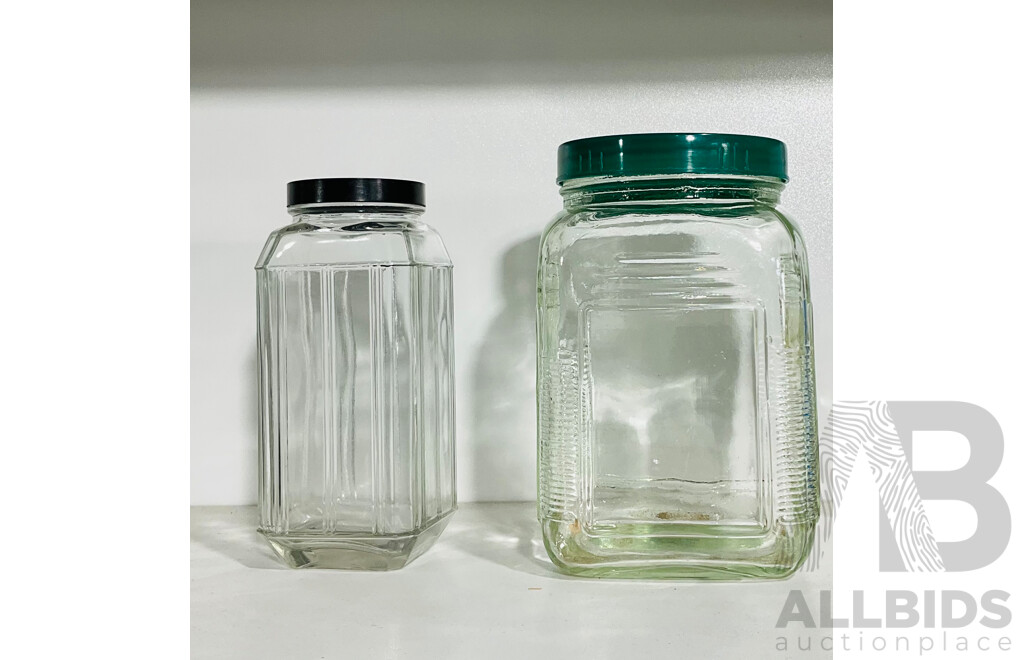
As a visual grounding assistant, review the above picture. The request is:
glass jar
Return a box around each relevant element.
[255,178,456,569]
[537,134,818,579]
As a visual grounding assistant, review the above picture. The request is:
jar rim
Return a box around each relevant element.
[286,201,426,215]
[558,172,786,190]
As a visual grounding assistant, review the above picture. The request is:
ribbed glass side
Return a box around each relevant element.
[773,257,818,525]
[257,263,455,569]
[538,350,580,520]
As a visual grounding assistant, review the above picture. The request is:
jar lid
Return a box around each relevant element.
[556,133,788,184]
[287,178,425,208]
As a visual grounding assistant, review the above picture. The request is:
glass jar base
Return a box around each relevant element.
[541,518,814,580]
[261,510,454,570]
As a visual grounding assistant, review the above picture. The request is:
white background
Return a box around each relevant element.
[190,0,833,505]
[829,2,1023,656]
[3,2,1019,658]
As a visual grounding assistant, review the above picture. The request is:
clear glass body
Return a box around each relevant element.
[537,175,818,579]
[255,204,456,569]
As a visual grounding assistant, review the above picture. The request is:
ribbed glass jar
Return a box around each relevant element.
[256,178,456,570]
[537,134,818,579]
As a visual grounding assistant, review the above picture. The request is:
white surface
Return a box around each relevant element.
[190,2,832,505]
[192,503,831,658]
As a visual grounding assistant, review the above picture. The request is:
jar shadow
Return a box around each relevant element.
[467,235,541,502]
[190,507,287,571]
[445,503,572,579]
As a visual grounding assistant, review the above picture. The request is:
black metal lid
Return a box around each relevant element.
[286,178,425,208]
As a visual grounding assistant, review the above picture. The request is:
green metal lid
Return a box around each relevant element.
[556,133,788,184]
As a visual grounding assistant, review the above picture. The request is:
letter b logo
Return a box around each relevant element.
[883,402,1010,571]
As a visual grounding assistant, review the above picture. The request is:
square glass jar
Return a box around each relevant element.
[537,135,818,579]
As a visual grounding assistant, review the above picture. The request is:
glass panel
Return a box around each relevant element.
[584,304,767,533]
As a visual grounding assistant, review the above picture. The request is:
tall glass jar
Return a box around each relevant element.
[537,134,818,579]
[256,178,456,569]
